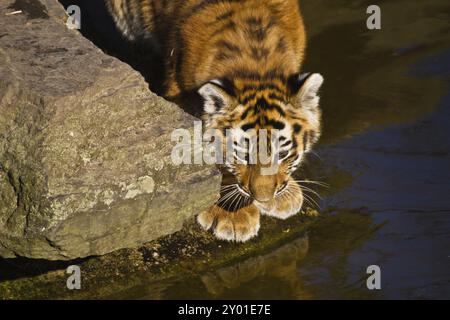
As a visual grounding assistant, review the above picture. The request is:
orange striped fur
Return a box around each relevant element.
[106,0,324,242]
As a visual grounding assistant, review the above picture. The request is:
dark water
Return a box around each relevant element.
[137,0,449,299]
[2,0,448,299]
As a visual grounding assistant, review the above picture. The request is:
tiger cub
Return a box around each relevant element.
[106,0,324,242]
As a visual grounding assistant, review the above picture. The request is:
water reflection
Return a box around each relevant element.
[122,209,381,300]
[192,210,382,300]
[200,235,310,299]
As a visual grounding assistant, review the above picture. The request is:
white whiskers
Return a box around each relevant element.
[217,184,251,211]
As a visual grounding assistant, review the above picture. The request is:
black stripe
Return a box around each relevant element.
[240,93,257,106]
[277,37,288,52]
[245,16,276,42]
[246,18,267,42]
[240,106,253,120]
[251,28,267,42]
[267,3,283,17]
[215,51,232,61]
[288,73,313,95]
[241,84,285,95]
[272,104,287,117]
[233,70,260,80]
[216,10,234,21]
[264,68,287,82]
[216,40,241,53]
[245,16,263,26]
[241,120,259,132]
[255,98,274,110]
[232,69,287,83]
[210,21,236,38]
[250,46,270,60]
[268,92,285,101]
[265,118,285,130]
[217,78,236,97]
[292,139,298,150]
[187,0,244,20]
[265,18,276,32]
[293,123,302,133]
[256,98,286,116]
[211,96,225,111]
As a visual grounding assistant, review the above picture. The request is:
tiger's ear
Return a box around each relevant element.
[289,73,324,111]
[198,79,234,116]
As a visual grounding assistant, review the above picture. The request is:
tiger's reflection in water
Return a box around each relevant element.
[200,235,311,298]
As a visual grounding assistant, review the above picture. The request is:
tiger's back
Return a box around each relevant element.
[106,0,306,98]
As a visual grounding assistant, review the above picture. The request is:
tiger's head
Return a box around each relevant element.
[199,73,323,215]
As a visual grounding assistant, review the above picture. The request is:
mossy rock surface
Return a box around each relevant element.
[0,0,220,260]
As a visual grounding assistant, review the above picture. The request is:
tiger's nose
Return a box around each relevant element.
[253,194,273,203]
[248,165,277,202]
[250,186,275,203]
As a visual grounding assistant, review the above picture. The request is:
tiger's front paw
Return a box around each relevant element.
[255,180,304,220]
[197,204,260,242]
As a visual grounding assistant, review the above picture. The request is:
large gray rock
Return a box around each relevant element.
[0,0,220,260]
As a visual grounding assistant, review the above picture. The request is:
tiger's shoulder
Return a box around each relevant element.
[106,0,307,97]
[168,0,306,95]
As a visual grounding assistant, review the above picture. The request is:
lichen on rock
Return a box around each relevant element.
[0,0,220,260]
